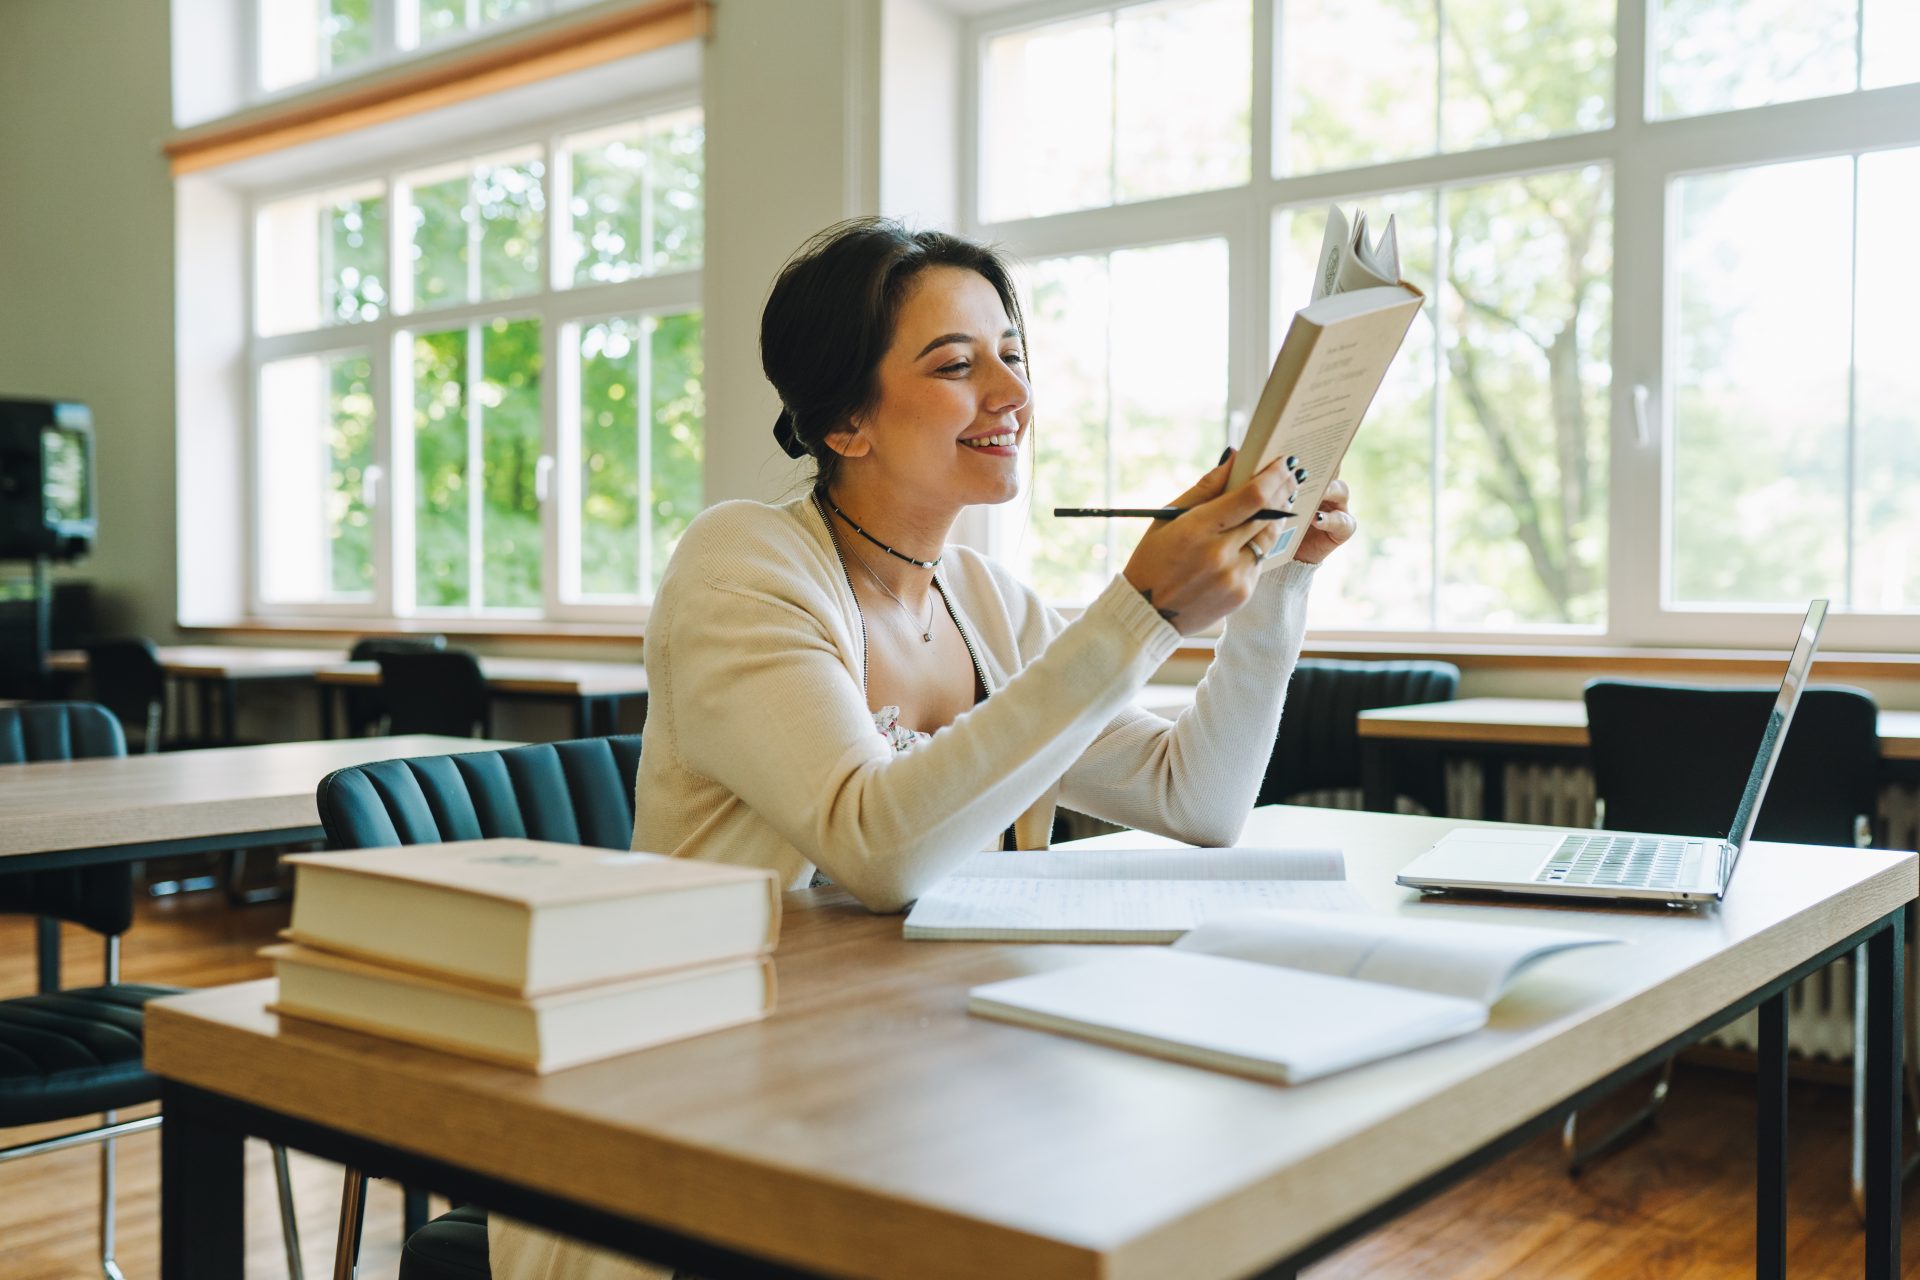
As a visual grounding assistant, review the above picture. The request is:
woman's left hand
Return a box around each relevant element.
[1291,476,1355,566]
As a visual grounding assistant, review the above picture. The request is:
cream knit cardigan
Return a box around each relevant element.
[490,493,1318,1280]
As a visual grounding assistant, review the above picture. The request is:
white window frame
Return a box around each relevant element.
[245,90,704,624]
[963,0,1920,651]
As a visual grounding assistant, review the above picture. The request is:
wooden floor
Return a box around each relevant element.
[3,890,1918,1279]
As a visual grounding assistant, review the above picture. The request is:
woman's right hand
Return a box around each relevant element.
[1120,451,1300,636]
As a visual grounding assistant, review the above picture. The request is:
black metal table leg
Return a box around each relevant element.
[35,915,60,993]
[1359,740,1393,813]
[1864,909,1904,1279]
[318,684,337,739]
[405,1184,432,1235]
[1480,751,1508,822]
[221,677,239,746]
[161,1084,246,1280]
[1757,989,1787,1279]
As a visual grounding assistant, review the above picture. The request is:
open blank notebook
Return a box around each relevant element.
[901,848,1367,942]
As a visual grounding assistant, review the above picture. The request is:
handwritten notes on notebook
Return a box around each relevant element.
[902,847,1366,942]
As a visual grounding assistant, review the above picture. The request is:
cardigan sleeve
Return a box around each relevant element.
[1055,559,1318,846]
[658,555,1182,913]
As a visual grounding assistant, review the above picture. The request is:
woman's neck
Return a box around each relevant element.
[821,481,954,602]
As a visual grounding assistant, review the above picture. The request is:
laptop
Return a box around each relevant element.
[1395,600,1828,905]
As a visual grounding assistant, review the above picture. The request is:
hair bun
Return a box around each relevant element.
[772,408,807,459]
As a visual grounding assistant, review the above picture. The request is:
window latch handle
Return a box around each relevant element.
[535,454,555,502]
[362,464,383,506]
[1632,384,1655,449]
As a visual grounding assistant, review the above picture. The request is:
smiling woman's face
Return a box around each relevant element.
[829,265,1033,511]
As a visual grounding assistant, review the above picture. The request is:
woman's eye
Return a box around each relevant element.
[1002,351,1025,366]
[937,361,971,375]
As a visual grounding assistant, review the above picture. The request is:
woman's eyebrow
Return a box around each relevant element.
[915,327,1023,359]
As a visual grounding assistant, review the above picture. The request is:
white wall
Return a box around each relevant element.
[700,0,884,507]
[0,0,180,640]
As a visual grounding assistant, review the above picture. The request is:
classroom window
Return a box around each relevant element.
[1276,170,1614,631]
[255,0,571,96]
[564,310,706,602]
[247,103,703,621]
[979,0,1252,222]
[1651,0,1920,118]
[256,349,377,604]
[971,0,1920,646]
[1670,146,1920,613]
[1006,239,1231,605]
[1276,0,1615,176]
[255,182,388,336]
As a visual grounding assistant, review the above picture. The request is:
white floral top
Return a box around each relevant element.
[873,705,933,753]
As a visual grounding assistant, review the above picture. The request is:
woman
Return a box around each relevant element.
[491,218,1353,1278]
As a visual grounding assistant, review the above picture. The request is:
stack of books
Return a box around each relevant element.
[263,838,781,1073]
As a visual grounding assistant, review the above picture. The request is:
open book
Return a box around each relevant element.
[968,910,1617,1083]
[1229,205,1425,567]
[902,847,1366,942]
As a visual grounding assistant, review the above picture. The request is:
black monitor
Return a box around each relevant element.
[0,398,96,561]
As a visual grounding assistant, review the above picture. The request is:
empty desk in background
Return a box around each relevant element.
[314,656,648,738]
[1356,697,1920,818]
[48,646,348,744]
[146,805,1912,1280]
[0,734,517,990]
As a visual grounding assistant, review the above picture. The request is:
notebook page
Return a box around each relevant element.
[1176,911,1617,1005]
[903,878,1367,943]
[945,847,1346,881]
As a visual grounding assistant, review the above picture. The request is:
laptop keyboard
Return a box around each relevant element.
[1533,834,1695,890]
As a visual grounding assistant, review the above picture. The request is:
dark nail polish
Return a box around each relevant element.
[1284,456,1299,468]
[1294,467,1309,482]
[1314,512,1326,524]
[1218,446,1234,464]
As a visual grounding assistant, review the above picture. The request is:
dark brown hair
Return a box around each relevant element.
[761,217,1027,490]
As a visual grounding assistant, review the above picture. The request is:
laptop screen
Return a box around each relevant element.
[1723,600,1829,868]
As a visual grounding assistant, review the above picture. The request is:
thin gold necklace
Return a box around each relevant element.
[847,543,937,643]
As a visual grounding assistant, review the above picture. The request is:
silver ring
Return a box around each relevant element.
[1248,542,1268,564]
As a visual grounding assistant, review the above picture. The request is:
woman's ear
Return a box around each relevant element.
[824,422,872,459]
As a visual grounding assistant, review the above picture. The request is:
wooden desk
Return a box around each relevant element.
[2,734,516,989]
[1357,697,1920,816]
[314,656,648,737]
[146,807,1913,1279]
[49,645,349,744]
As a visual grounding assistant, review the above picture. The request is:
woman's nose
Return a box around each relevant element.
[984,357,1029,414]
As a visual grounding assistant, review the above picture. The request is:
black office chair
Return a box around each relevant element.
[0,701,306,1279]
[1257,659,1461,814]
[315,733,646,1279]
[83,639,168,753]
[1567,681,1902,1200]
[343,635,448,737]
[379,648,492,738]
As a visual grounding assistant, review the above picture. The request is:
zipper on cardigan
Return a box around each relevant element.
[933,574,993,700]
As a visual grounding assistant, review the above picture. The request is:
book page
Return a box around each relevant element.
[946,847,1346,881]
[969,950,1487,1084]
[903,877,1368,943]
[1174,910,1617,1006]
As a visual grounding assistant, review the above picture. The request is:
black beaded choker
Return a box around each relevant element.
[823,495,943,569]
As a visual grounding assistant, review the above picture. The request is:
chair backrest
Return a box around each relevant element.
[0,701,134,936]
[84,638,165,750]
[378,648,490,738]
[317,734,644,851]
[1258,659,1460,813]
[344,635,448,736]
[1584,680,1880,847]
[0,699,126,763]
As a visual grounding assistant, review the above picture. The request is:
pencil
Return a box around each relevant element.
[1052,507,1298,520]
